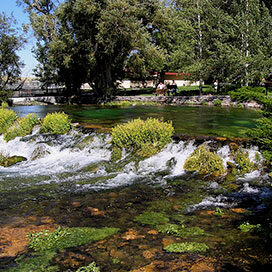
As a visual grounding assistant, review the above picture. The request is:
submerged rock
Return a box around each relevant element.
[30,144,51,160]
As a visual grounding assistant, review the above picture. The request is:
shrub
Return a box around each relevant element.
[184,144,225,176]
[111,118,174,157]
[213,99,222,106]
[229,86,266,104]
[164,242,209,253]
[1,101,9,108]
[40,112,71,135]
[0,108,18,134]
[248,118,272,164]
[4,113,39,142]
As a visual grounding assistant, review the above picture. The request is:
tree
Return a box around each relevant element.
[20,0,168,99]
[0,12,25,101]
[18,0,59,88]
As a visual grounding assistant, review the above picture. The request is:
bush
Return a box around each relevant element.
[0,108,18,134]
[229,86,266,104]
[1,101,9,108]
[248,117,272,164]
[213,99,222,107]
[40,112,71,135]
[111,118,174,157]
[4,113,39,142]
[184,144,225,176]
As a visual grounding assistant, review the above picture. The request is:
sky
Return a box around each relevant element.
[0,0,38,77]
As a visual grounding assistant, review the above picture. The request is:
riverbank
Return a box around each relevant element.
[11,95,262,108]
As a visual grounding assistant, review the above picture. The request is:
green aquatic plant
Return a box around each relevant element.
[4,113,39,142]
[147,200,173,213]
[76,262,100,272]
[0,108,18,134]
[134,211,169,226]
[8,251,58,272]
[27,226,119,252]
[157,224,206,237]
[40,112,71,135]
[184,144,225,176]
[164,242,209,253]
[111,118,174,158]
[232,148,255,174]
[214,207,224,217]
[111,146,122,162]
[238,222,261,233]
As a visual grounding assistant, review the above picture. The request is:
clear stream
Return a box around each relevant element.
[12,104,261,137]
[0,105,271,272]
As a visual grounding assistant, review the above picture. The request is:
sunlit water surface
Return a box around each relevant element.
[0,105,271,271]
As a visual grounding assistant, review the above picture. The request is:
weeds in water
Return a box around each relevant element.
[214,207,224,217]
[134,211,169,226]
[40,112,71,135]
[238,222,261,233]
[27,226,119,252]
[164,242,209,253]
[232,148,255,174]
[76,262,100,272]
[4,113,39,142]
[111,118,174,158]
[0,108,18,134]
[8,251,58,272]
[184,144,225,176]
[157,224,206,237]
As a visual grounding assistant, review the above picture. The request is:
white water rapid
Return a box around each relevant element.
[0,130,270,210]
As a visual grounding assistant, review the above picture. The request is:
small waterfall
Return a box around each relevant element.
[0,130,268,196]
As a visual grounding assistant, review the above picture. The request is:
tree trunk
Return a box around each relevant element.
[93,58,115,102]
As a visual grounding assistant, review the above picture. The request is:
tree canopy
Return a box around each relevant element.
[0,12,25,98]
[19,0,272,99]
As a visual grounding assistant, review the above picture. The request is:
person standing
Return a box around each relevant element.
[214,79,219,92]
[171,80,177,96]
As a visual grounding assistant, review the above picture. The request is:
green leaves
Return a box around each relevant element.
[111,118,174,157]
[40,112,71,135]
[0,12,25,92]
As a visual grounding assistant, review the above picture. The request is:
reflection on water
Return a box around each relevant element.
[12,104,261,138]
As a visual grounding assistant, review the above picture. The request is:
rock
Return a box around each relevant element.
[231,208,246,214]
[0,156,27,167]
[86,207,106,216]
[72,201,82,208]
[122,229,145,240]
[142,249,158,259]
[147,230,158,235]
[30,144,50,160]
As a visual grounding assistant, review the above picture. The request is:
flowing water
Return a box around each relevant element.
[0,105,271,271]
[12,104,261,137]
